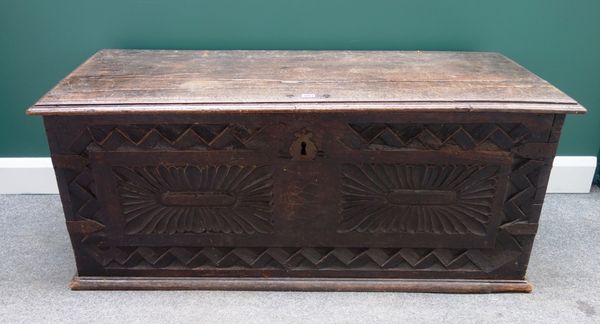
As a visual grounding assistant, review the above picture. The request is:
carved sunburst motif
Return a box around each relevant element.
[339,164,501,235]
[114,165,273,235]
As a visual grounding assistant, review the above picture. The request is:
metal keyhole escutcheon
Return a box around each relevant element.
[290,130,318,160]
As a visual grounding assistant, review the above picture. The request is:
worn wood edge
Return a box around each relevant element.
[27,101,586,116]
[70,276,533,293]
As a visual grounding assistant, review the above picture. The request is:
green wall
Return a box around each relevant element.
[1,0,598,157]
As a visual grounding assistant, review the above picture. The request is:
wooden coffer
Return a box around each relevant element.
[29,50,585,292]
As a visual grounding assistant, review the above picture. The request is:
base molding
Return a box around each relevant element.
[70,276,532,293]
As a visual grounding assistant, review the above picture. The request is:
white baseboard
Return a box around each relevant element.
[0,156,597,194]
[0,158,59,194]
[546,156,597,193]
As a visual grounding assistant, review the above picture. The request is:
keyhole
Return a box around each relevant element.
[300,142,307,155]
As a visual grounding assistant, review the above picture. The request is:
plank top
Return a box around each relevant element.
[28,49,585,115]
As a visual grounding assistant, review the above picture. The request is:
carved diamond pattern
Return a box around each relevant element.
[87,246,482,271]
[345,123,530,151]
[62,166,102,223]
[68,123,264,154]
[503,158,547,223]
[81,228,526,273]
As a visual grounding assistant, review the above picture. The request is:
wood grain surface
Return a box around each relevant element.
[28,50,585,115]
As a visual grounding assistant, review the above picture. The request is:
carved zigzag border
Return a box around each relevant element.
[58,120,548,274]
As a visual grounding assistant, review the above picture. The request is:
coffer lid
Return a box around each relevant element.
[28,49,586,115]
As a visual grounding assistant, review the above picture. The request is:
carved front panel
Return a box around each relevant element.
[339,163,503,236]
[45,112,561,281]
[114,165,274,235]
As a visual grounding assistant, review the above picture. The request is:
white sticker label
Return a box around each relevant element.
[300,93,316,98]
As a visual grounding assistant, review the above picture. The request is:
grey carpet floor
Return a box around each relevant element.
[1,189,599,323]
